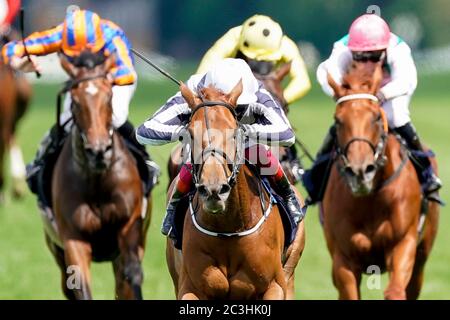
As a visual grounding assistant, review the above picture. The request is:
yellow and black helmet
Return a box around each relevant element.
[238,15,283,61]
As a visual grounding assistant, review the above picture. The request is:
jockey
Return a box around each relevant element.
[305,13,441,204]
[136,58,305,238]
[197,14,311,182]
[2,9,159,193]
[0,0,20,42]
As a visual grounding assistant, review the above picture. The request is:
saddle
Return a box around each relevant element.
[170,163,299,251]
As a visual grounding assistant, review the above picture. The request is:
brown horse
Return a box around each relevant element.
[0,62,32,201]
[323,61,439,300]
[166,81,305,299]
[43,54,151,299]
[167,62,294,186]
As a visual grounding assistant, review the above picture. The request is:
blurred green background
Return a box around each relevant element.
[0,66,448,299]
[0,0,449,299]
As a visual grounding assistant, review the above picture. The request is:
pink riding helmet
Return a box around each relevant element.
[348,14,391,51]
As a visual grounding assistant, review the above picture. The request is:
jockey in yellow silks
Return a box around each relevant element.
[197,15,311,183]
[197,14,311,105]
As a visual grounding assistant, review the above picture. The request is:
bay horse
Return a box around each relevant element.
[0,62,32,201]
[166,80,305,299]
[44,54,151,299]
[323,61,439,300]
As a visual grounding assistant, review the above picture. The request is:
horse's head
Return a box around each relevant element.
[255,62,291,112]
[328,61,387,196]
[60,51,115,171]
[180,80,243,214]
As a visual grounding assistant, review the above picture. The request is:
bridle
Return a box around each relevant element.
[334,94,388,171]
[56,73,113,148]
[188,99,275,238]
[188,100,244,189]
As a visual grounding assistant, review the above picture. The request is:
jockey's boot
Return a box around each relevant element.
[162,164,193,237]
[395,123,442,195]
[117,120,160,189]
[26,124,65,193]
[269,163,305,224]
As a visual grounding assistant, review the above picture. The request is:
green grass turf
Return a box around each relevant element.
[0,66,448,299]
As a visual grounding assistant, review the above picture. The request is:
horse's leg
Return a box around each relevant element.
[113,215,144,300]
[166,237,182,297]
[332,253,361,300]
[384,230,417,300]
[283,219,306,300]
[44,234,76,299]
[9,135,26,199]
[262,277,286,300]
[63,239,93,300]
[178,274,200,300]
[407,202,439,299]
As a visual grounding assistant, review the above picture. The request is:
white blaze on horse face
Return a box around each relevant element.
[85,82,99,96]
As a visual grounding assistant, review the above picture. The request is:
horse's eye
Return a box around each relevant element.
[342,83,351,90]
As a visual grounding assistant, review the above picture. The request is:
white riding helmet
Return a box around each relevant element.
[203,58,259,105]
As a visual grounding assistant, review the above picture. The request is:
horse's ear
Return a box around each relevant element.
[59,53,78,78]
[276,62,292,82]
[180,82,199,109]
[327,73,344,98]
[102,53,116,74]
[226,79,243,106]
[370,62,383,95]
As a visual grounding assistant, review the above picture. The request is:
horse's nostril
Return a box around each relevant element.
[365,164,376,175]
[219,184,231,195]
[197,185,209,197]
[344,166,356,177]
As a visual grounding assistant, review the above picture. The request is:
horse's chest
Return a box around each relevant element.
[199,265,270,299]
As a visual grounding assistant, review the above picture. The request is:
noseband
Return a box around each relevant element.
[189,101,244,188]
[335,94,387,170]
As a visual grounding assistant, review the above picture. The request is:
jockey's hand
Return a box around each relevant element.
[10,56,42,73]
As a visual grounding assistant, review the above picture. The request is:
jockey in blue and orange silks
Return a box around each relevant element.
[136,58,305,238]
[2,8,159,194]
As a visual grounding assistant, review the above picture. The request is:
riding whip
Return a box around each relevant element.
[131,48,180,86]
[20,7,41,78]
[295,137,315,162]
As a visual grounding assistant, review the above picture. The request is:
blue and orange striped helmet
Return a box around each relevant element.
[62,10,105,57]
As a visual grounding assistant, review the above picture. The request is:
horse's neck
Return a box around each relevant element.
[197,167,260,233]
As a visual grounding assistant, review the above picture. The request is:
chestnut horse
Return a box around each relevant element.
[0,62,31,201]
[168,62,294,185]
[323,61,439,300]
[44,54,151,299]
[166,81,305,299]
